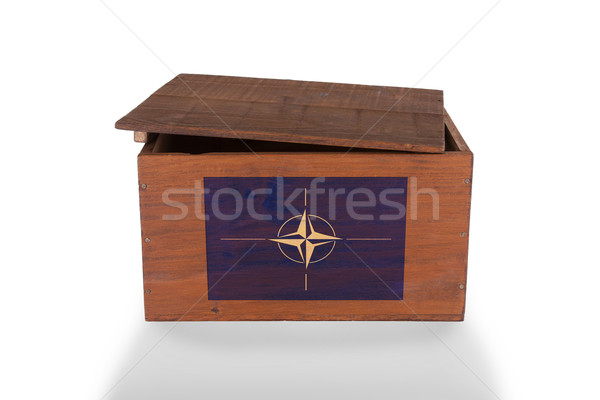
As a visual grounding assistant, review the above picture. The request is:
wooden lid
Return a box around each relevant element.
[116,74,445,152]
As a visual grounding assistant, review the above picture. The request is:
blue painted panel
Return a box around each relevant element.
[204,177,407,300]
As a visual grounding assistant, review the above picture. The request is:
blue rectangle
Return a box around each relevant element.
[204,177,407,300]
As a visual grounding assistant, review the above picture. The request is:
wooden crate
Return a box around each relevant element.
[117,74,473,321]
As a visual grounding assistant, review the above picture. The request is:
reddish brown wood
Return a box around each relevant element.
[117,74,445,153]
[136,121,472,321]
[444,108,471,152]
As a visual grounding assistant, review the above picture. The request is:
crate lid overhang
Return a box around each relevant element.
[115,74,445,153]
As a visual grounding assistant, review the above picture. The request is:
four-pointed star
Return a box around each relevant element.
[269,210,341,268]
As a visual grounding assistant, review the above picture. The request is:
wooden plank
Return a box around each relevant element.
[134,132,157,144]
[133,131,148,143]
[117,74,445,153]
[444,108,471,153]
[136,136,472,321]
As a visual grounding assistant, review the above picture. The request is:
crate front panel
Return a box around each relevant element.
[137,152,472,321]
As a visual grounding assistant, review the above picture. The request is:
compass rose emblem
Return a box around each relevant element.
[270,210,341,268]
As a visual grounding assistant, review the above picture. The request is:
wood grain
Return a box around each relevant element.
[117,74,445,153]
[136,120,472,321]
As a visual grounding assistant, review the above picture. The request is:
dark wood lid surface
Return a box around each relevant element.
[116,74,445,152]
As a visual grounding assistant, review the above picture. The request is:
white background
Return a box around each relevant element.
[1,1,599,399]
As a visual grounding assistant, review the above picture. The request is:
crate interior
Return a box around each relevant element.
[145,123,461,155]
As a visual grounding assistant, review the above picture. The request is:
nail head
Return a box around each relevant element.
[141,184,147,190]
[144,237,151,243]
[459,284,465,290]
[464,178,471,184]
